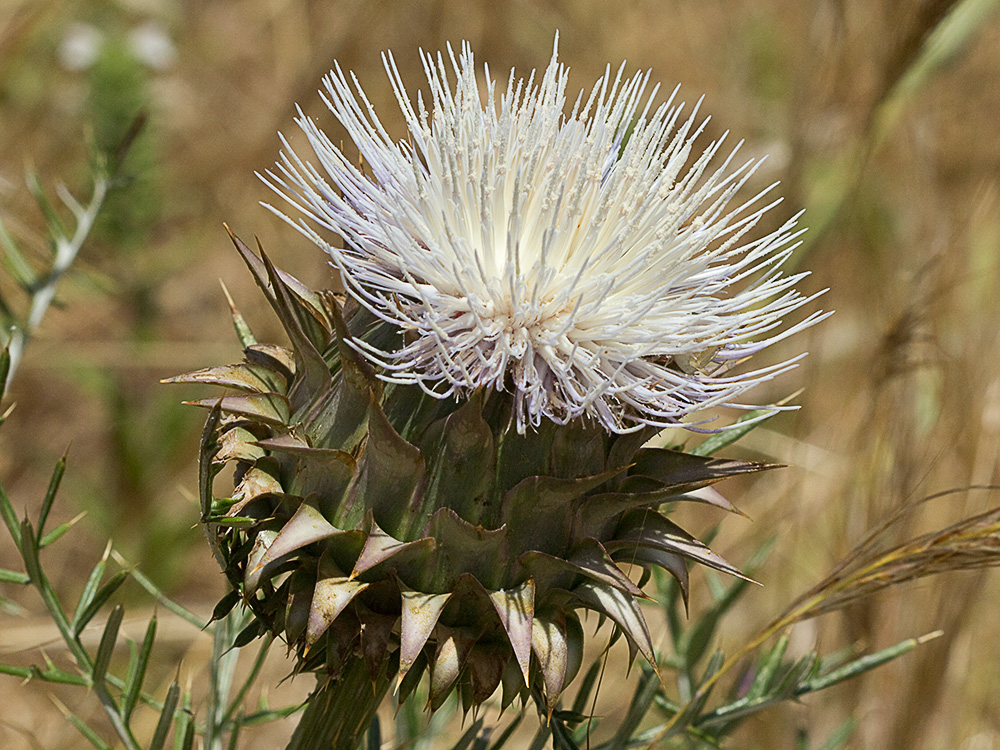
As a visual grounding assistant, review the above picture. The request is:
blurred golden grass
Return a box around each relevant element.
[2,0,1000,748]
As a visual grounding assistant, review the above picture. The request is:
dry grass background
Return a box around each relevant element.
[2,1,1000,748]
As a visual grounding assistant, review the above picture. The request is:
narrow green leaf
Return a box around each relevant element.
[38,518,80,548]
[677,649,726,729]
[122,616,157,721]
[550,718,582,750]
[449,719,486,750]
[691,409,777,456]
[653,693,681,717]
[683,577,751,671]
[0,342,10,400]
[221,280,257,349]
[19,517,42,584]
[208,515,263,528]
[26,168,69,242]
[0,568,30,584]
[0,661,89,685]
[0,216,39,289]
[818,717,858,750]
[798,636,925,694]
[149,682,180,750]
[571,658,603,716]
[367,714,382,750]
[173,689,193,750]
[64,709,112,750]
[0,663,32,679]
[239,704,303,725]
[92,605,124,688]
[527,725,552,750]
[488,712,525,750]
[71,544,112,634]
[221,634,273,728]
[179,715,196,750]
[746,633,790,701]
[0,482,22,548]
[36,453,67,544]
[78,568,129,633]
[226,717,242,750]
[605,667,660,750]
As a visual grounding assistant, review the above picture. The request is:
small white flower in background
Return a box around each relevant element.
[264,39,828,434]
[127,21,177,71]
[58,23,104,71]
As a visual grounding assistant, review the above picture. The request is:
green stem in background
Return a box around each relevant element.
[0,114,144,393]
[2,170,108,387]
[789,0,1000,270]
[286,657,392,750]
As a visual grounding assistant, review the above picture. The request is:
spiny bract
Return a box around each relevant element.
[168,232,770,716]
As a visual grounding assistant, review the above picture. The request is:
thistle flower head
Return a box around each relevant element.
[264,39,826,433]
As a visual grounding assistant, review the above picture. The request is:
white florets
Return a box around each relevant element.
[262,39,828,434]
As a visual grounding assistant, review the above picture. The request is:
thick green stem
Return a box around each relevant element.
[286,656,392,750]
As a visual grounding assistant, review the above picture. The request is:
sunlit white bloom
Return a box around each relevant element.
[263,40,828,434]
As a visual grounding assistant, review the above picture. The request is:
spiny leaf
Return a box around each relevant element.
[198,400,223,524]
[430,625,476,710]
[211,589,241,623]
[259,246,333,401]
[573,580,654,664]
[351,516,433,577]
[398,589,452,683]
[250,502,344,576]
[421,509,509,591]
[627,447,774,496]
[221,280,257,348]
[243,529,279,594]
[420,392,495,525]
[355,398,426,539]
[245,344,295,383]
[488,579,535,687]
[163,363,280,394]
[305,576,369,647]
[610,510,755,584]
[531,615,569,711]
[187,393,291,425]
